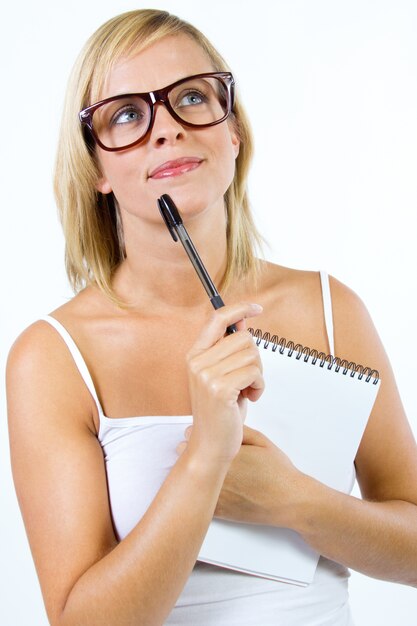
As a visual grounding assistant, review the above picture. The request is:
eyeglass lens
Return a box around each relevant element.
[92,75,229,150]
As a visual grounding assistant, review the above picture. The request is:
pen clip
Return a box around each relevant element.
[157,194,182,242]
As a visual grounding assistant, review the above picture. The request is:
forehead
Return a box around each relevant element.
[98,34,215,100]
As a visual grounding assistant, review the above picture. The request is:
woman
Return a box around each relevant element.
[6,9,417,626]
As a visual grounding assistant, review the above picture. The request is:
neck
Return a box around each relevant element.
[112,202,229,313]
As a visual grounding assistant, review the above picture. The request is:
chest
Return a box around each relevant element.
[76,276,329,422]
[83,318,201,419]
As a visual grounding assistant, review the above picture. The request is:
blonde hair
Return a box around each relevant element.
[54,9,263,304]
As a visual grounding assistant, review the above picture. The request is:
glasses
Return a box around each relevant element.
[79,72,235,152]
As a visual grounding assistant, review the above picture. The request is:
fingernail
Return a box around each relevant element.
[250,303,263,312]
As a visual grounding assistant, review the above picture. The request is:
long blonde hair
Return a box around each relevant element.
[54,9,263,304]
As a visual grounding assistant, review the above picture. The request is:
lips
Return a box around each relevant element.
[148,157,203,179]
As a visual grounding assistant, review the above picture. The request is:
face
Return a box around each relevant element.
[94,34,240,226]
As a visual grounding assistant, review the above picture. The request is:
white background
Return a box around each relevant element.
[1,1,416,624]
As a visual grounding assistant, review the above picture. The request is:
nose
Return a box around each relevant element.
[149,101,186,146]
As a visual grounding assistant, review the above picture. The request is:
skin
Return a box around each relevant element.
[7,33,417,626]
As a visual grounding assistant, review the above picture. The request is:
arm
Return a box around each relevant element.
[7,303,263,626]
[201,278,417,586]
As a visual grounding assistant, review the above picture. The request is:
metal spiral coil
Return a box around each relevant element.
[248,328,380,384]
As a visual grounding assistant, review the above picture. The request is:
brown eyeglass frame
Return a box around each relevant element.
[78,71,235,152]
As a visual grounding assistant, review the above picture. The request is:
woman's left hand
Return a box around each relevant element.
[177,424,305,528]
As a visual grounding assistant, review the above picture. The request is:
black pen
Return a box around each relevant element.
[157,194,237,335]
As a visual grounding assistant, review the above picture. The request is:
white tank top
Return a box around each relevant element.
[42,271,355,626]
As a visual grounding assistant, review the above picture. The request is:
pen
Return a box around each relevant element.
[157,194,237,335]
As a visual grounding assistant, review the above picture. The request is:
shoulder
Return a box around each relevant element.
[325,275,381,362]
[253,261,347,309]
[327,274,369,319]
[7,287,93,376]
[7,285,109,368]
[7,319,68,380]
[257,261,369,317]
[6,304,98,437]
[250,260,321,315]
[247,261,377,357]
[256,261,364,306]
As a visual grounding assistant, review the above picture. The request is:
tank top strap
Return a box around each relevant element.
[41,315,104,417]
[319,271,335,356]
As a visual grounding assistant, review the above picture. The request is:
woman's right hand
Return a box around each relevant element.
[185,302,265,467]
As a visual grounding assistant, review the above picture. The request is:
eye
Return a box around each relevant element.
[111,105,144,126]
[177,90,207,107]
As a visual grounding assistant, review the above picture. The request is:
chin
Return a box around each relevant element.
[154,187,224,221]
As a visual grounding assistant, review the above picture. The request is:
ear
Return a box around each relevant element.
[232,134,240,159]
[231,128,240,159]
[95,175,112,194]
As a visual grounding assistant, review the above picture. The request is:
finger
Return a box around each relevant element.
[242,383,264,403]
[189,329,261,374]
[194,343,261,383]
[185,426,192,440]
[210,364,264,404]
[190,345,264,407]
[190,302,263,354]
[234,317,247,333]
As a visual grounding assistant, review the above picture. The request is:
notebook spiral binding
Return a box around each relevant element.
[248,327,380,385]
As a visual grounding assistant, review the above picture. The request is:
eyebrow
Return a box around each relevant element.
[102,71,215,99]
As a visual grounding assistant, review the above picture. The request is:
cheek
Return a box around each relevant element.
[96,151,145,200]
[223,123,240,168]
[219,136,239,187]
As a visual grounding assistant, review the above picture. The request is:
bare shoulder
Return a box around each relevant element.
[256,260,364,309]
[256,260,318,292]
[7,314,97,435]
[252,261,375,355]
[7,318,76,404]
[245,261,332,352]
[326,274,383,365]
[8,285,103,360]
[8,316,76,374]
[327,274,372,327]
[7,286,108,437]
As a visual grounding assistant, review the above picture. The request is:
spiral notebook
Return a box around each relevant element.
[198,328,381,586]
